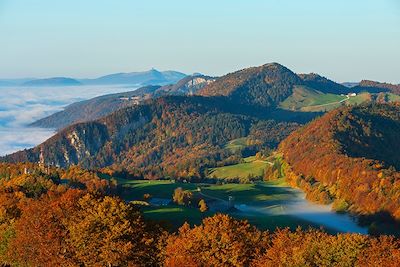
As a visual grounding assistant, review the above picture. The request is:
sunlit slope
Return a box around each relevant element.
[279,86,347,112]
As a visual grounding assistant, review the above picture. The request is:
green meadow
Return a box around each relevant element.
[110,177,329,231]
[279,86,347,112]
[208,156,271,180]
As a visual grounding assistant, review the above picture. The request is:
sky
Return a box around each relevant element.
[0,0,399,83]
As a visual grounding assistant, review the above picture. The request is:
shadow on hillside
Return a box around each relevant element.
[358,211,400,236]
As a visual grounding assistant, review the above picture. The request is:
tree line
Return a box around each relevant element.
[0,163,399,266]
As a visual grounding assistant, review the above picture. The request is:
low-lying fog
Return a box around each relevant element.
[0,85,138,156]
[236,186,368,234]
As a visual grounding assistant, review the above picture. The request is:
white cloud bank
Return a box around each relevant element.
[0,85,137,156]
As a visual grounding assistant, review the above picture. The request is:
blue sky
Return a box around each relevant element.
[0,0,399,82]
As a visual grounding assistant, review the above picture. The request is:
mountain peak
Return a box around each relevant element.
[198,62,302,108]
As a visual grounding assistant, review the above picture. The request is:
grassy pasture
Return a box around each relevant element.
[279,86,347,112]
[208,156,270,180]
[109,178,334,232]
[224,137,248,152]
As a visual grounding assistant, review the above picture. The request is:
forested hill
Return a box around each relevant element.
[279,103,400,227]
[198,63,363,109]
[352,80,400,94]
[198,63,302,108]
[3,96,299,179]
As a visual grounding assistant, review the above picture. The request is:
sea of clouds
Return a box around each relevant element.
[0,85,138,156]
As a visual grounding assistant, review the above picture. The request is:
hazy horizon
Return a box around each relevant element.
[1,0,399,83]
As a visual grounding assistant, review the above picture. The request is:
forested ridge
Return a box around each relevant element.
[353,80,400,94]
[0,163,398,266]
[30,85,161,129]
[279,103,400,231]
[2,96,299,179]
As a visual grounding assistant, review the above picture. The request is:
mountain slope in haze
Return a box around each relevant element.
[154,75,215,96]
[5,96,299,179]
[30,85,161,129]
[31,75,215,129]
[279,103,400,225]
[80,69,186,85]
[198,63,303,108]
[23,77,82,87]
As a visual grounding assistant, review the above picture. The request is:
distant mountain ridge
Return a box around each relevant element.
[79,69,186,85]
[0,69,187,87]
[30,85,161,129]
[31,75,215,129]
[22,77,82,87]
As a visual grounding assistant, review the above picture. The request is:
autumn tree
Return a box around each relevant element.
[65,194,160,266]
[163,214,268,266]
[198,199,208,213]
[172,187,193,206]
[143,193,152,201]
[7,189,83,266]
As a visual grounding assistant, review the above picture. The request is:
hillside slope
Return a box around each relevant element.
[298,73,351,94]
[279,104,400,223]
[30,86,160,129]
[5,96,299,179]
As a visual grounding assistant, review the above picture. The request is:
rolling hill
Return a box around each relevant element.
[80,69,186,85]
[279,103,400,230]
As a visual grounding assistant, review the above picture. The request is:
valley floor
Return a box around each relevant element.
[112,178,367,234]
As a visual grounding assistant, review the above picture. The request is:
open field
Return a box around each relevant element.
[224,137,248,152]
[109,177,335,231]
[142,205,214,229]
[111,176,291,203]
[208,156,271,180]
[345,92,371,105]
[279,86,347,112]
[387,93,400,102]
[200,179,290,203]
[112,179,198,201]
